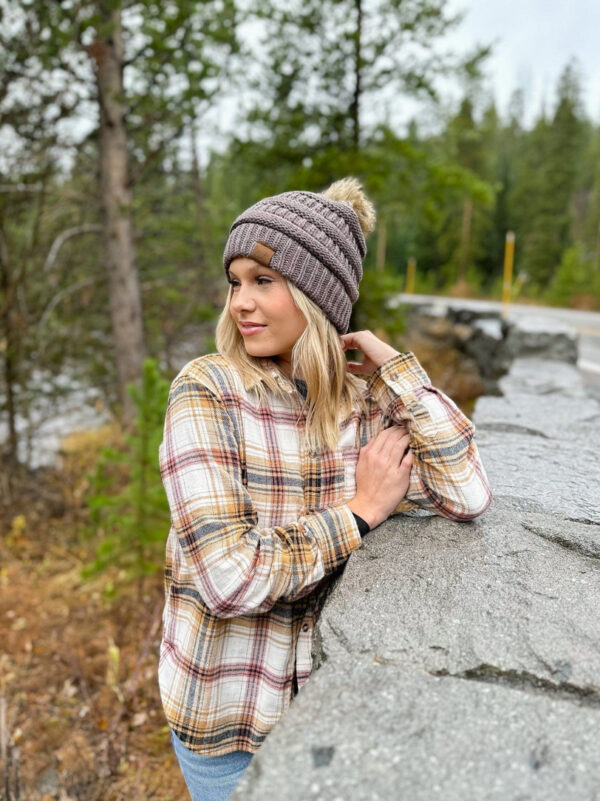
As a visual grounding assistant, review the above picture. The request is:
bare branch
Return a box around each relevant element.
[39,275,100,328]
[0,185,98,207]
[35,275,105,362]
[43,224,102,272]
[0,184,44,193]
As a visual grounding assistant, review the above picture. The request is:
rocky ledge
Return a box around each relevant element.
[232,315,600,801]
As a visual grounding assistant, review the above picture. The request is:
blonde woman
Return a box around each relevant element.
[158,178,492,801]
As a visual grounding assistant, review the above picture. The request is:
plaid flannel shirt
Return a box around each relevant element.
[158,351,492,756]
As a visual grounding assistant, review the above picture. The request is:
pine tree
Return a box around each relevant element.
[516,61,588,289]
[82,358,171,591]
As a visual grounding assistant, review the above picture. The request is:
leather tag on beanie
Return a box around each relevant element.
[250,241,275,268]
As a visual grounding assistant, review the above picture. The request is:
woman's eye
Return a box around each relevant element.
[228,276,272,288]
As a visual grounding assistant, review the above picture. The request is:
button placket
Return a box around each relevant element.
[295,616,313,681]
[268,366,306,419]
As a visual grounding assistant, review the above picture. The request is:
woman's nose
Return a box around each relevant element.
[230,284,256,313]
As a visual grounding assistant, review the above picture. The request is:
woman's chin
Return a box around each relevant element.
[242,342,269,358]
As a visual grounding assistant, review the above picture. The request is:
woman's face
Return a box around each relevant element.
[228,257,307,377]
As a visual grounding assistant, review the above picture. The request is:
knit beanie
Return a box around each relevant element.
[222,177,376,334]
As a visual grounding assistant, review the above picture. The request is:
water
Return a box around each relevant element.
[0,367,111,469]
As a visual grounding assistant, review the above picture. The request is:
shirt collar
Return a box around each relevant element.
[258,358,296,394]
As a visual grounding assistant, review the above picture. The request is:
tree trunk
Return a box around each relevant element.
[375,213,386,273]
[350,0,362,152]
[92,9,145,425]
[458,197,473,284]
[190,122,220,306]
[0,226,18,464]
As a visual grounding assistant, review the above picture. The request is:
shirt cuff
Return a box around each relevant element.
[302,503,363,573]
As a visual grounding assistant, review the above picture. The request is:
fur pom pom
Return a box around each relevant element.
[321,176,376,235]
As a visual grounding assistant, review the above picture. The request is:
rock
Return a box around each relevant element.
[403,304,579,397]
[231,341,600,801]
[462,317,512,387]
[503,317,578,363]
[235,656,600,801]
[474,358,600,523]
[471,318,504,340]
[446,306,508,326]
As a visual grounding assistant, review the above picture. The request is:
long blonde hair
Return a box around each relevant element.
[215,280,368,454]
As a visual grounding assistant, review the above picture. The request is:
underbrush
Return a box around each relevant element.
[0,436,185,801]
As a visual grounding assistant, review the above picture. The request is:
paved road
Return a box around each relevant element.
[392,293,600,388]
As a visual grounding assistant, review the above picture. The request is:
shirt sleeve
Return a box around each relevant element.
[158,374,363,619]
[365,352,492,521]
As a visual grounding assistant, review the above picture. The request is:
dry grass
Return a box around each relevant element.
[0,446,187,801]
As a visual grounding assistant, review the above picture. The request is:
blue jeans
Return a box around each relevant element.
[170,729,254,801]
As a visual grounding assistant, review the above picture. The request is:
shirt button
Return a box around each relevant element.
[302,623,309,632]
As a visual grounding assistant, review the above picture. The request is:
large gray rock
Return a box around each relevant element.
[235,654,600,801]
[503,317,579,363]
[313,499,600,687]
[232,355,600,801]
[474,359,600,524]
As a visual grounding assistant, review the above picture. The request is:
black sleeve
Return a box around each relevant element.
[352,512,371,537]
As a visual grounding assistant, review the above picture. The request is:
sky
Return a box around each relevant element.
[446,0,600,124]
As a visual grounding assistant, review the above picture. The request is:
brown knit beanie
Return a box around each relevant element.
[223,177,376,334]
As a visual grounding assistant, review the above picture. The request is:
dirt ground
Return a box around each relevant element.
[0,458,188,801]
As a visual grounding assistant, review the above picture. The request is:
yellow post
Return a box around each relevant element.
[501,231,515,316]
[405,257,417,294]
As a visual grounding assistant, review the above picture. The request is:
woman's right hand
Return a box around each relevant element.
[348,426,413,530]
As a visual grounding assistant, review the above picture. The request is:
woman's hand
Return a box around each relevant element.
[339,330,401,377]
[348,426,413,529]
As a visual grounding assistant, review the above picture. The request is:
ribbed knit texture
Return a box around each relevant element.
[223,190,367,334]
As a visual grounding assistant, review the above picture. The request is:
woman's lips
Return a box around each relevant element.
[239,323,267,336]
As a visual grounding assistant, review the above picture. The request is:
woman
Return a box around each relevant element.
[158,177,492,801]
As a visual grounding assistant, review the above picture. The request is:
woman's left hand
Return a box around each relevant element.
[339,330,401,377]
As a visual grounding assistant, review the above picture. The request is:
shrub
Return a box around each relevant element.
[547,246,600,309]
[81,358,171,591]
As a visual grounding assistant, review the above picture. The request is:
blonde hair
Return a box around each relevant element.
[214,279,368,454]
[215,175,376,453]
